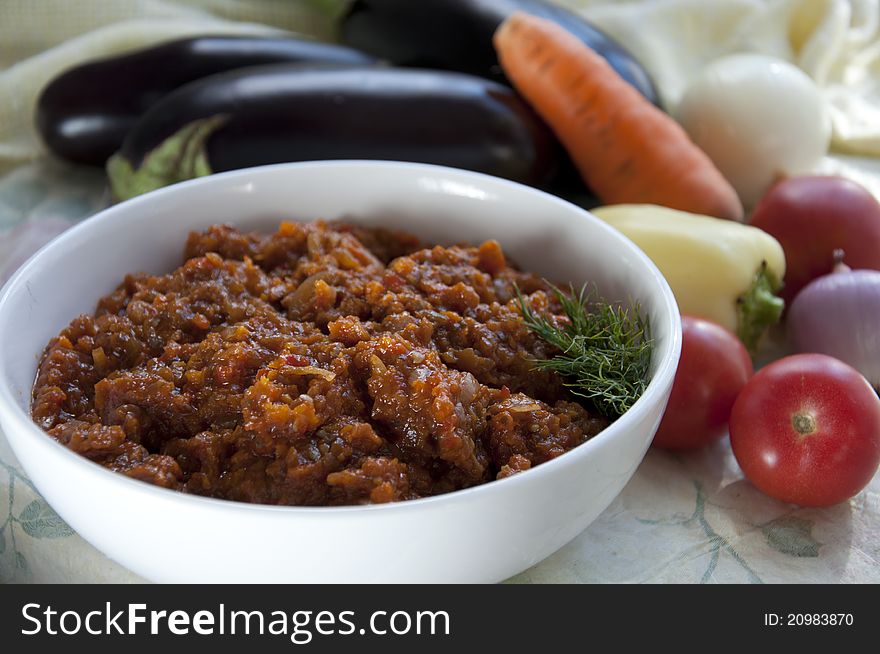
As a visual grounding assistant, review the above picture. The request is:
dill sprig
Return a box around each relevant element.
[516,283,653,418]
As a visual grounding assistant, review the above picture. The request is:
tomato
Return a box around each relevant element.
[652,316,753,450]
[729,354,880,507]
[749,175,880,303]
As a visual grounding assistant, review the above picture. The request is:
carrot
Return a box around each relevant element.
[493,12,744,221]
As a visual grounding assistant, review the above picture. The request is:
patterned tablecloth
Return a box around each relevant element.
[1,161,878,584]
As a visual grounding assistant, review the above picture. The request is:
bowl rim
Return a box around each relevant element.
[0,160,681,516]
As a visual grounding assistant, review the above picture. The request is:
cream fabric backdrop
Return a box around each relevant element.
[0,0,349,172]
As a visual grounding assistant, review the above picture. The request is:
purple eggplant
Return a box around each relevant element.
[342,0,659,105]
[36,36,377,166]
[108,64,559,200]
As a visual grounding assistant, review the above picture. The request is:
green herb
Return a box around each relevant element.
[517,283,653,418]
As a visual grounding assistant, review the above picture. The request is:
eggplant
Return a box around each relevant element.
[342,0,659,106]
[108,64,559,200]
[36,36,377,167]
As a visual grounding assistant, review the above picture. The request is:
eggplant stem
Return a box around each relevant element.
[106,114,227,201]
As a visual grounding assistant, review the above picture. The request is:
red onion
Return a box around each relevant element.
[788,264,880,388]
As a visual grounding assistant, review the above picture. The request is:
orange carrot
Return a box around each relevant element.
[493,12,744,221]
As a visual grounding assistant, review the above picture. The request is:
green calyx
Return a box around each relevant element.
[106,115,227,201]
[736,262,784,354]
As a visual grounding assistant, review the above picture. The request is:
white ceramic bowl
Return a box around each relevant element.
[0,161,680,583]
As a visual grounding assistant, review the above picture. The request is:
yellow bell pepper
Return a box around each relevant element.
[592,204,786,352]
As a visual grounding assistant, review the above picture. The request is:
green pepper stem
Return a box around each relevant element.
[736,262,784,354]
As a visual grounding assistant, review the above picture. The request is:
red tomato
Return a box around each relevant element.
[749,176,880,303]
[729,354,880,507]
[652,316,753,450]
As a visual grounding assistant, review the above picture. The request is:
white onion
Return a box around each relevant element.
[677,54,830,208]
[788,268,880,387]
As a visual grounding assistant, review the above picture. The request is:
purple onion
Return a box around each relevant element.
[788,268,880,388]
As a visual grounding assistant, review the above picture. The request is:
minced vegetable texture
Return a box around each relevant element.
[30,220,639,506]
